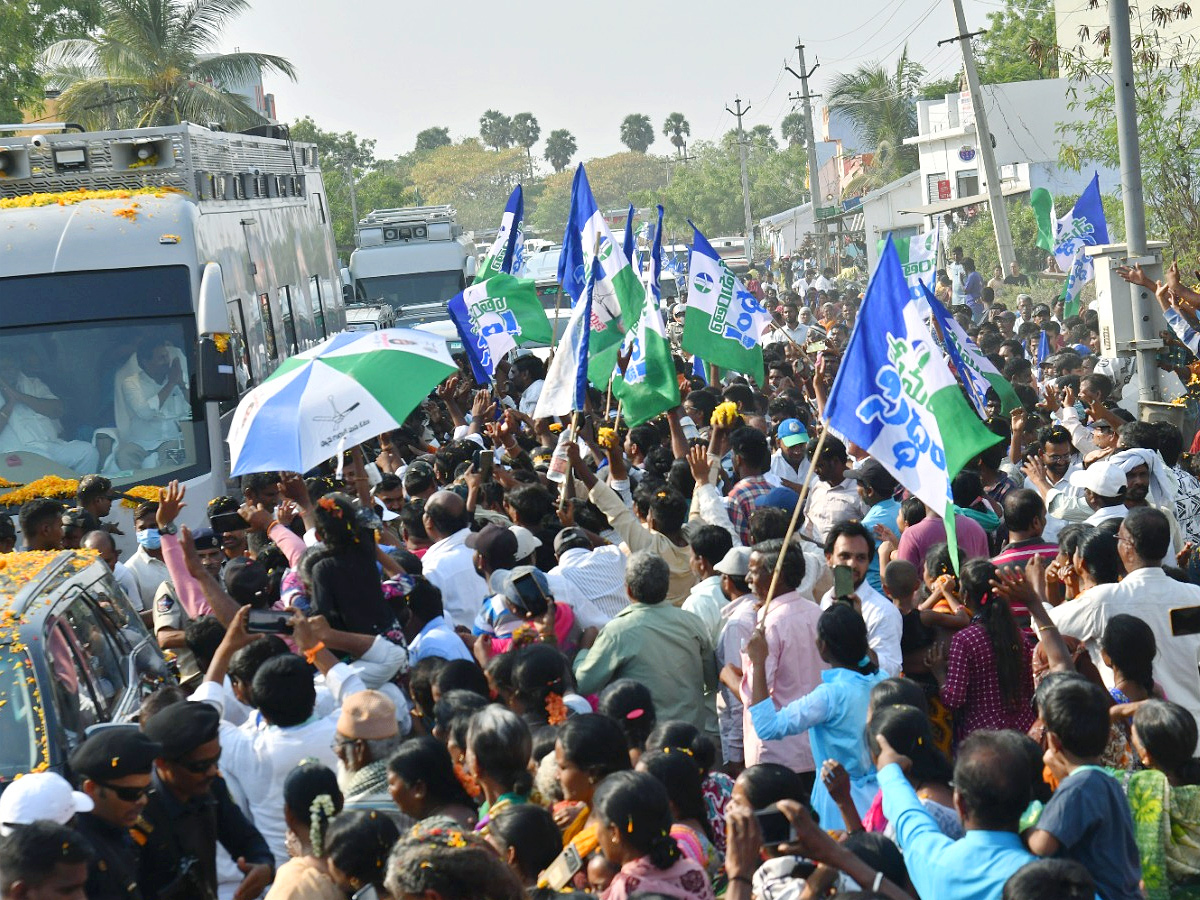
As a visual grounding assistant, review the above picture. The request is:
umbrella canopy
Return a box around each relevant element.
[227,328,457,476]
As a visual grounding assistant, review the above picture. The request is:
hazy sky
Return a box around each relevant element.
[218,0,1009,162]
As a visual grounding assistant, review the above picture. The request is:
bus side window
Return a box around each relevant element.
[280,285,298,355]
[311,275,327,338]
[228,298,254,389]
[259,292,278,360]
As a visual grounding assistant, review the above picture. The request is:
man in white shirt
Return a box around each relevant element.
[81,529,140,610]
[505,355,545,417]
[550,527,629,625]
[767,418,811,491]
[764,300,809,347]
[421,490,488,629]
[1069,461,1129,526]
[681,525,734,647]
[801,434,865,544]
[122,501,171,612]
[1052,508,1200,725]
[948,246,966,306]
[813,267,835,294]
[114,338,190,470]
[0,354,98,473]
[818,521,903,676]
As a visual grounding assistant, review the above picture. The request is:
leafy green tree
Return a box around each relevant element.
[529,151,668,234]
[479,109,511,150]
[662,112,691,156]
[40,0,295,130]
[747,124,778,152]
[409,139,525,232]
[619,114,654,153]
[661,139,808,236]
[543,129,576,173]
[291,116,382,250]
[414,127,451,151]
[780,111,806,147]
[975,0,1057,84]
[1054,4,1197,270]
[919,74,961,101]
[0,0,98,123]
[827,46,923,189]
[510,112,540,178]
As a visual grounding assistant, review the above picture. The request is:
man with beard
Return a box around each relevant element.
[332,690,406,829]
[1020,425,1085,525]
[114,337,190,470]
[1111,447,1185,561]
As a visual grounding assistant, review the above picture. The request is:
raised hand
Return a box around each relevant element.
[156,480,184,529]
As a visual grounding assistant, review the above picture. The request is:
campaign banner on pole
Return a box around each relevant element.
[878,228,939,316]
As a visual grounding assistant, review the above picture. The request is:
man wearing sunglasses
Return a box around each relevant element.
[136,701,274,900]
[69,726,162,900]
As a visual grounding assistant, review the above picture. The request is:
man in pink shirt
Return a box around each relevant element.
[740,538,825,783]
[893,505,989,572]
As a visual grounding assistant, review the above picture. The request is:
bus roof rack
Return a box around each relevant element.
[358,205,457,228]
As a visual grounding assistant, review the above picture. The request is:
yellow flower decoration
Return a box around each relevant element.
[0,475,79,506]
[597,427,618,450]
[211,333,231,354]
[126,153,159,169]
[711,401,740,428]
[119,485,163,509]
[548,422,563,434]
[0,186,186,210]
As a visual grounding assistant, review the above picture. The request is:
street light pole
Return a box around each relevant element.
[786,40,826,272]
[1108,0,1158,400]
[726,97,756,264]
[946,0,1016,272]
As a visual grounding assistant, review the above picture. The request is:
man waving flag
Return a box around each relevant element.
[925,284,1019,418]
[557,165,645,381]
[682,223,772,384]
[824,238,1001,565]
[609,205,680,425]
[474,185,524,283]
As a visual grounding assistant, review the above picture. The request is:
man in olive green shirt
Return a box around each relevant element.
[574,551,718,740]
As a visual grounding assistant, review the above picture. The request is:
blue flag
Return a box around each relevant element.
[1037,330,1051,366]
[1053,173,1109,314]
[623,204,635,269]
[691,354,708,383]
[475,185,524,283]
[824,238,1001,564]
[535,252,598,418]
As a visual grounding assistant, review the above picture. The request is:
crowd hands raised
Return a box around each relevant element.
[8,269,1200,900]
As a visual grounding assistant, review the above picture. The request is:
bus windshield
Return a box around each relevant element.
[0,266,210,487]
[357,271,464,310]
[0,646,42,781]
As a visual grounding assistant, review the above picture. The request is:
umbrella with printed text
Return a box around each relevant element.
[227,328,457,476]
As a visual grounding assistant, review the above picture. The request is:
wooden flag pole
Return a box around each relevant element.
[760,426,829,617]
[558,409,580,512]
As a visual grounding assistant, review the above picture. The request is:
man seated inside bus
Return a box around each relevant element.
[0,350,99,474]
[112,337,191,471]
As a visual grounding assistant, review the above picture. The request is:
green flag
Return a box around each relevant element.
[1030,187,1056,253]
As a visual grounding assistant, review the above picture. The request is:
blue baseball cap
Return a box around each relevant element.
[755,487,801,514]
[777,419,809,448]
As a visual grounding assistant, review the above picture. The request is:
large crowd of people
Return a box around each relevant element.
[4,254,1200,900]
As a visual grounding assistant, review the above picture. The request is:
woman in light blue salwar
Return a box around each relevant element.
[746,602,886,829]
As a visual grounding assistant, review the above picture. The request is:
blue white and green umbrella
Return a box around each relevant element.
[227,328,457,476]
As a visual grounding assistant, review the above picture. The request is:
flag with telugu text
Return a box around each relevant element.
[447,274,550,383]
[474,185,524,283]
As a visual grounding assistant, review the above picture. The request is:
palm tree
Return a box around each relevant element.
[827,45,925,189]
[543,129,576,173]
[510,112,540,178]
[780,111,806,147]
[414,126,451,151]
[619,114,654,153]
[40,0,296,130]
[662,112,690,157]
[747,124,778,152]
[479,109,511,150]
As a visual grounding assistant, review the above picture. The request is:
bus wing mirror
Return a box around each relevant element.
[197,262,231,334]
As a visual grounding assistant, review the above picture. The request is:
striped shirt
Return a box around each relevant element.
[992,538,1058,622]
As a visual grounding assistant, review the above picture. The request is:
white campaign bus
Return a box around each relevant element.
[0,121,346,532]
[348,205,477,321]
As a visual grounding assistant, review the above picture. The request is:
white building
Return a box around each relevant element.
[860,171,925,272]
[902,78,1118,225]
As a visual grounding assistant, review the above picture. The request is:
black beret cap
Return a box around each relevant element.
[69,725,162,780]
[142,702,220,759]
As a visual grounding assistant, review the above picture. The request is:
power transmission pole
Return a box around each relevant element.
[786,39,826,271]
[944,0,1016,273]
[726,97,755,263]
[344,158,359,227]
[1109,0,1159,400]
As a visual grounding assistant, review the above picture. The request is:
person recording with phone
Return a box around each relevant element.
[819,522,903,677]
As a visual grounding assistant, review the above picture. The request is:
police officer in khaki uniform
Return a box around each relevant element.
[70,725,162,900]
